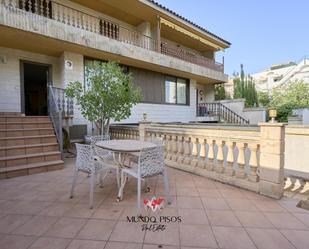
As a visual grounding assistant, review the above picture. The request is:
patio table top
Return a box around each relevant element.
[96,139,156,153]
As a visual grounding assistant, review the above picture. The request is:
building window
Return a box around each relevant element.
[165,76,189,105]
[84,57,129,90]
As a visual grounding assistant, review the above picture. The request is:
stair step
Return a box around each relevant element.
[0,143,59,157]
[0,112,22,117]
[0,116,50,123]
[0,160,64,178]
[0,128,54,138]
[0,151,61,167]
[0,135,57,147]
[0,122,52,129]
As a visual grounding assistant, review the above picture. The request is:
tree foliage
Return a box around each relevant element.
[269,81,309,122]
[214,83,230,100]
[65,61,142,135]
[233,64,258,107]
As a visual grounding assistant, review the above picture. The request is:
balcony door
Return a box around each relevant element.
[20,61,51,116]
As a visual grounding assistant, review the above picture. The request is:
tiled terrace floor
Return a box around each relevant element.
[0,158,309,249]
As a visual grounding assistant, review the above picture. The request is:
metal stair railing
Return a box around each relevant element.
[197,102,249,124]
[48,85,63,156]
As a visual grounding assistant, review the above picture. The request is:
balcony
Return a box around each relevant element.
[0,0,224,74]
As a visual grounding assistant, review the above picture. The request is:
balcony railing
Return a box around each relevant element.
[1,0,224,72]
[161,42,224,72]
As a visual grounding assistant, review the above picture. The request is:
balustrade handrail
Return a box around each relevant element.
[197,102,249,124]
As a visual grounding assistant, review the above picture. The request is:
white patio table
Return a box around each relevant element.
[95,139,157,201]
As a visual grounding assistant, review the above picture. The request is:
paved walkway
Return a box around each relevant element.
[0,158,309,249]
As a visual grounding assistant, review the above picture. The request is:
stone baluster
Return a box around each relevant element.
[28,0,32,12]
[20,0,26,10]
[184,137,191,165]
[191,138,199,167]
[248,144,259,182]
[163,134,168,158]
[177,136,185,164]
[165,135,172,160]
[236,143,247,179]
[216,140,225,173]
[225,141,235,176]
[206,140,215,171]
[198,138,207,168]
[46,0,50,17]
[172,135,178,162]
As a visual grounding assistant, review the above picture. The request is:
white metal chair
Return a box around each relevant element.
[119,145,171,209]
[70,143,116,209]
[89,135,114,161]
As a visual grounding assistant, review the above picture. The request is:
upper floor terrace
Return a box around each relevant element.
[0,0,230,83]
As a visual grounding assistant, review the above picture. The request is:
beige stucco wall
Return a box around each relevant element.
[285,125,309,179]
[0,47,61,112]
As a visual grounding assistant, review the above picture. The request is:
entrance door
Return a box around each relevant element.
[21,62,51,116]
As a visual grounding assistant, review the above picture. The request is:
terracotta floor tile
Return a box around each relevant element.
[144,244,179,249]
[28,237,71,249]
[263,212,307,229]
[144,223,180,246]
[12,215,58,236]
[63,203,96,218]
[225,198,258,211]
[177,187,199,197]
[207,210,242,227]
[212,226,256,249]
[177,197,203,209]
[45,217,87,238]
[77,219,115,240]
[0,234,36,249]
[0,214,32,233]
[178,208,208,225]
[251,199,288,213]
[294,213,309,227]
[235,211,274,228]
[109,221,145,243]
[38,202,75,217]
[280,229,309,249]
[179,224,217,248]
[197,188,222,198]
[92,205,124,220]
[66,239,107,249]
[246,228,295,249]
[201,197,230,210]
[219,189,246,198]
[104,241,142,249]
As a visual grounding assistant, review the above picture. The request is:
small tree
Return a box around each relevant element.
[233,64,258,107]
[65,61,141,135]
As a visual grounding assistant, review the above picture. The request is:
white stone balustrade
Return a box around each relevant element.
[140,123,285,199]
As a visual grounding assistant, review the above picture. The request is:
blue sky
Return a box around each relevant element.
[157,0,309,75]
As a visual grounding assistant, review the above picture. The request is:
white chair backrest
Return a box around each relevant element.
[151,137,164,146]
[89,135,110,157]
[75,143,94,172]
[139,145,165,178]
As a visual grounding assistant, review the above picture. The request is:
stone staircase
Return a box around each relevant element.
[0,113,64,178]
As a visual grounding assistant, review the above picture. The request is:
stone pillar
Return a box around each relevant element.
[139,121,151,141]
[259,123,285,199]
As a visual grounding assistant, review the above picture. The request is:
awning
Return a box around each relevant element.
[160,17,224,51]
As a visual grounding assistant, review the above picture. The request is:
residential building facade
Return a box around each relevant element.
[0,0,230,126]
[251,58,309,92]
